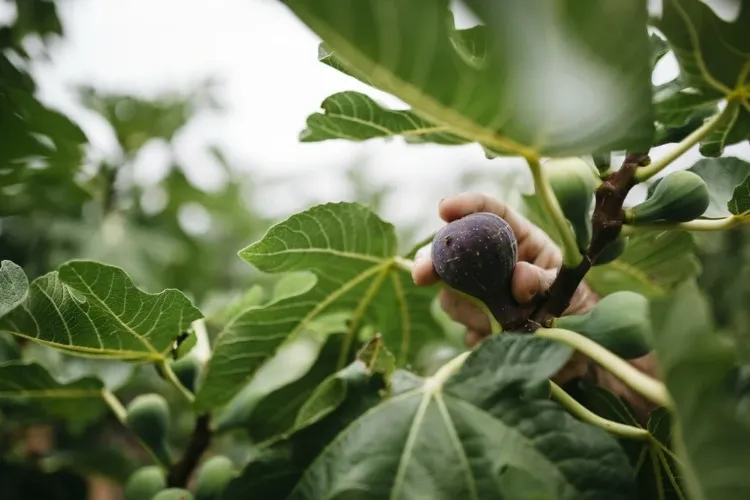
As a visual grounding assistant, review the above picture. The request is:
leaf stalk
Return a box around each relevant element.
[536,327,670,407]
[159,359,196,404]
[621,215,750,234]
[526,156,583,267]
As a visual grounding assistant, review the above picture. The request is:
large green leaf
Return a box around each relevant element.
[0,361,106,426]
[275,334,631,499]
[650,280,750,499]
[195,202,441,411]
[284,0,654,157]
[653,0,750,154]
[300,91,468,145]
[0,260,28,317]
[688,157,750,217]
[0,260,203,361]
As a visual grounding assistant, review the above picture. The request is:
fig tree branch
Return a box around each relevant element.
[526,156,583,267]
[537,328,670,407]
[167,413,212,488]
[530,153,648,323]
[635,99,738,182]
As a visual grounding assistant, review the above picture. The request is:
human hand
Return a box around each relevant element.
[411,192,599,348]
[411,192,659,422]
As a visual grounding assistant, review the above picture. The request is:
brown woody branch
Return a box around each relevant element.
[528,152,650,327]
[167,413,212,488]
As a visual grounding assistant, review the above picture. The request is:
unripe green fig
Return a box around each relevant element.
[124,465,166,500]
[194,455,237,500]
[555,291,652,359]
[626,170,709,223]
[543,157,598,251]
[592,236,628,266]
[431,212,521,326]
[170,355,202,394]
[126,393,172,465]
[153,489,193,500]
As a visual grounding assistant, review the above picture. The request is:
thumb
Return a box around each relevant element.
[511,261,557,305]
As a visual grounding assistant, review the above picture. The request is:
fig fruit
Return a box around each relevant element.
[555,291,652,359]
[153,489,194,500]
[194,455,237,500]
[543,157,598,251]
[592,236,628,266]
[126,393,172,465]
[626,170,709,223]
[431,212,520,326]
[124,465,166,500]
[170,355,202,394]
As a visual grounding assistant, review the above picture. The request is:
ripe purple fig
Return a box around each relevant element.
[431,212,523,328]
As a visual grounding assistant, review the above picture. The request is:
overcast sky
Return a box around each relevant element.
[25,0,750,229]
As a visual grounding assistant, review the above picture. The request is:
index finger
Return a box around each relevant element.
[438,192,561,268]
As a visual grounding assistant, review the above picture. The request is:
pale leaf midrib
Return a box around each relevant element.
[390,391,433,500]
[244,247,386,264]
[2,329,162,360]
[324,112,450,137]
[297,11,537,159]
[0,389,102,399]
[435,393,479,500]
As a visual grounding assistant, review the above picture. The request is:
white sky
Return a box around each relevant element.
[24,0,750,232]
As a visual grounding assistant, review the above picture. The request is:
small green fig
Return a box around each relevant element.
[126,393,172,465]
[592,236,628,266]
[170,355,202,394]
[555,291,652,359]
[153,489,194,500]
[626,170,709,223]
[194,455,238,500]
[124,465,166,500]
[431,212,521,326]
[543,157,598,251]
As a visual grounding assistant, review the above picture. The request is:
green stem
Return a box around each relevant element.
[102,389,127,424]
[549,382,650,440]
[536,327,671,407]
[526,157,582,267]
[621,215,750,234]
[159,359,195,405]
[635,100,738,182]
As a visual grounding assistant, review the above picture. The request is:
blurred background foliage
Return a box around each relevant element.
[1,1,750,499]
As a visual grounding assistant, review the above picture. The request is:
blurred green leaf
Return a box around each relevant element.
[195,202,441,411]
[650,279,750,499]
[729,175,750,215]
[688,156,750,218]
[0,260,203,361]
[290,0,654,156]
[0,260,28,316]
[653,0,750,155]
[0,361,106,428]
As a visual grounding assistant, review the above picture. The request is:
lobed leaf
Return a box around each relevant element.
[195,202,440,411]
[285,0,654,157]
[0,260,203,361]
[653,0,750,154]
[688,156,750,217]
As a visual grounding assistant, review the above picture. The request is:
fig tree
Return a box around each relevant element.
[626,170,709,223]
[194,455,237,500]
[153,489,194,500]
[543,157,598,251]
[431,212,522,327]
[555,291,652,359]
[124,465,166,500]
[126,393,172,465]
